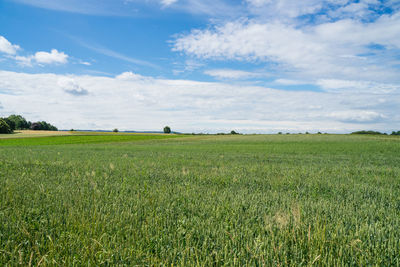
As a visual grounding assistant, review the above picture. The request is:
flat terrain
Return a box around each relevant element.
[0,131,183,146]
[0,130,169,139]
[0,130,74,139]
[1,134,400,265]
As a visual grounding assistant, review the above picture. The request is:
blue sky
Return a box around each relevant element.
[0,0,400,133]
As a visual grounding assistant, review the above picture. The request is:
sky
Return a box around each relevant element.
[0,0,400,133]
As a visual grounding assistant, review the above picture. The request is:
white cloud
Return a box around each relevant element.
[0,70,399,133]
[204,69,262,80]
[246,0,271,8]
[15,49,69,66]
[79,61,91,66]
[275,79,311,85]
[317,79,400,94]
[328,110,385,123]
[160,0,178,6]
[0,36,20,55]
[246,0,324,18]
[173,13,400,83]
[244,0,394,22]
[35,49,68,64]
[58,77,88,96]
[172,59,204,75]
[115,71,146,80]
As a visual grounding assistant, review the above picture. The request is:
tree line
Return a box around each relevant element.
[351,130,400,135]
[0,114,58,134]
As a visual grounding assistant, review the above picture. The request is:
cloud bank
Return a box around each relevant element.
[0,70,398,133]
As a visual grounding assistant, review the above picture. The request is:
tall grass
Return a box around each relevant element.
[1,134,399,265]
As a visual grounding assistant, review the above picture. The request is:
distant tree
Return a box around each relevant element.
[113,128,119,133]
[70,129,75,132]
[40,121,50,130]
[317,132,322,134]
[230,130,238,135]
[351,130,384,135]
[7,114,29,130]
[278,132,282,135]
[305,132,310,134]
[164,126,171,134]
[1,118,15,131]
[0,119,12,134]
[29,121,57,131]
[30,122,41,130]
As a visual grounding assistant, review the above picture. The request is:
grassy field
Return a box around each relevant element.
[0,132,183,146]
[1,133,400,265]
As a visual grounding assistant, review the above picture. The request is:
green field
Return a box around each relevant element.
[1,134,400,265]
[0,133,183,146]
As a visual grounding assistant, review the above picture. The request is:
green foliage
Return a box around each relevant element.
[113,128,119,133]
[1,118,16,131]
[351,130,385,135]
[163,126,171,134]
[391,131,400,136]
[1,134,400,265]
[30,121,58,131]
[230,130,238,135]
[0,119,12,134]
[7,114,30,130]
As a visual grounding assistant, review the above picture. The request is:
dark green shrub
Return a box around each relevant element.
[0,119,12,134]
[164,126,171,134]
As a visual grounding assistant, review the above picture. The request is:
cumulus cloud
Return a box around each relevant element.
[204,69,262,80]
[58,77,88,96]
[0,70,399,133]
[16,49,69,66]
[0,35,71,67]
[173,13,400,83]
[0,36,20,55]
[115,71,146,80]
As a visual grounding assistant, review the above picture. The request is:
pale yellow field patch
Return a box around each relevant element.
[0,130,74,139]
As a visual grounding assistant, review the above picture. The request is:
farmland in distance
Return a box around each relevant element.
[1,133,400,265]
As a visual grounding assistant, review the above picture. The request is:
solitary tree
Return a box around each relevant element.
[113,128,119,133]
[164,126,171,134]
[0,119,12,134]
